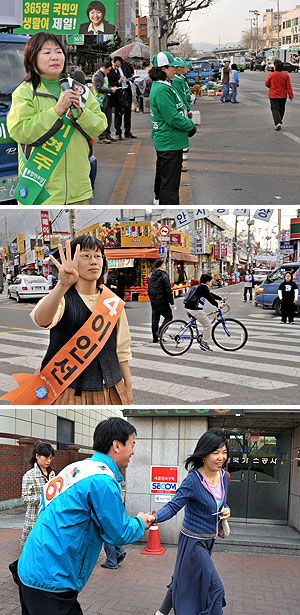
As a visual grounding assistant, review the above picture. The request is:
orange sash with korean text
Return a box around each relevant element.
[1,286,124,405]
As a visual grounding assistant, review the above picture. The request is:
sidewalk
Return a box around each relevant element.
[1,526,299,615]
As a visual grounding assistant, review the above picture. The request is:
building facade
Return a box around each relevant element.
[136,16,149,45]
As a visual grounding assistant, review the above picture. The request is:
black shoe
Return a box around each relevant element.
[117,551,126,564]
[153,339,159,343]
[125,132,137,138]
[117,134,122,140]
[9,560,19,585]
[101,563,118,569]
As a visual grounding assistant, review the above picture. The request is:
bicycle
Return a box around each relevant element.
[160,304,248,356]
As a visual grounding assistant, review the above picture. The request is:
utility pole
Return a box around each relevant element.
[233,216,238,273]
[159,0,168,51]
[68,209,76,239]
[149,0,160,58]
[4,216,11,276]
[249,10,260,55]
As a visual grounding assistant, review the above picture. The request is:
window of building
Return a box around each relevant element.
[140,23,147,30]
[283,21,286,28]
[293,34,299,42]
[57,417,74,450]
[282,36,286,44]
[141,35,147,41]
[286,20,291,28]
[286,35,292,44]
[293,18,299,26]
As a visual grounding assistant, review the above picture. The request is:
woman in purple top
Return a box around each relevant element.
[151,428,231,615]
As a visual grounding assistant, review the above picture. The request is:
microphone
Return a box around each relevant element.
[73,69,86,85]
[58,73,76,114]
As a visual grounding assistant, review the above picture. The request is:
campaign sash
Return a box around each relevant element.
[39,459,118,515]
[93,83,108,108]
[14,112,75,205]
[1,286,124,405]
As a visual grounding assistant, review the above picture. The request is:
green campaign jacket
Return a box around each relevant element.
[7,80,107,204]
[149,80,194,152]
[172,74,192,112]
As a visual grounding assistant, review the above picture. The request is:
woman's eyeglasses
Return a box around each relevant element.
[79,253,103,261]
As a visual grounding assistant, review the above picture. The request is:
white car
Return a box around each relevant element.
[252,268,271,285]
[8,275,51,302]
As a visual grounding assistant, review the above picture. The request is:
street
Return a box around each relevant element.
[90,71,300,206]
[0,283,299,406]
[1,508,300,615]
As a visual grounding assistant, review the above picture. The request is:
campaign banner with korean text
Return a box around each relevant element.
[213,242,220,260]
[15,0,116,36]
[17,234,25,254]
[150,466,179,495]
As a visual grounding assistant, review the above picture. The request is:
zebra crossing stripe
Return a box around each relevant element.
[132,376,230,402]
[129,355,295,390]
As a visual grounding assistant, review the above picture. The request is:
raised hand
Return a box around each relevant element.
[49,240,80,289]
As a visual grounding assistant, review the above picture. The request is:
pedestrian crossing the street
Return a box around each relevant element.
[0,316,299,406]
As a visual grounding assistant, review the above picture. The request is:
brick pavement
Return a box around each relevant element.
[1,528,299,615]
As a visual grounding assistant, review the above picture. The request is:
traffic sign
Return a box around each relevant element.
[41,246,50,254]
[159,246,165,256]
[159,225,170,237]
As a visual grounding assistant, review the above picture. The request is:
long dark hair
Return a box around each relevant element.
[70,234,107,288]
[30,441,55,467]
[185,428,229,471]
[24,32,67,89]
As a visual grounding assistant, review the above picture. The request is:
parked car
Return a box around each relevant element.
[252,268,271,285]
[255,263,300,315]
[267,61,298,73]
[7,275,51,302]
[185,61,214,86]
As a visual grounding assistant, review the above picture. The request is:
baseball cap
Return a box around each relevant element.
[173,57,191,67]
[151,51,183,67]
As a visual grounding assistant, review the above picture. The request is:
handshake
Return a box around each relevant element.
[137,512,156,530]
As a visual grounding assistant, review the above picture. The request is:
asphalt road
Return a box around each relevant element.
[90,70,300,206]
[0,283,299,406]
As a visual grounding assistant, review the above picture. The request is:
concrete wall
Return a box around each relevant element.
[289,425,300,532]
[126,416,207,544]
[0,407,123,449]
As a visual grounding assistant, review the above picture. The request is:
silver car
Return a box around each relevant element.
[8,275,51,302]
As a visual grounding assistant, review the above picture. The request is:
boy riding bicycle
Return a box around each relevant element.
[184,274,226,351]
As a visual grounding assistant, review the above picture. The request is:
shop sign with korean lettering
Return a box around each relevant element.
[41,210,51,242]
[121,222,152,247]
[107,258,134,269]
[15,1,116,36]
[213,242,220,259]
[170,232,189,253]
[151,466,178,495]
[17,234,25,254]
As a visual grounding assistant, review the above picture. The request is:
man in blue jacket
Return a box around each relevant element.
[17,417,151,615]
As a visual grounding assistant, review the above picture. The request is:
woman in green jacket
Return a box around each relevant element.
[7,32,107,205]
[149,51,196,205]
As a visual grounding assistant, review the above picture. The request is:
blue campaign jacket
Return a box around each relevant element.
[155,468,230,539]
[18,452,145,593]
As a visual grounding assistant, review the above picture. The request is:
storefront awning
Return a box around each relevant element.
[104,248,159,259]
[171,251,199,263]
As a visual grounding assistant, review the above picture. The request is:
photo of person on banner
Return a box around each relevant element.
[0,235,133,406]
[79,1,115,34]
[7,32,107,205]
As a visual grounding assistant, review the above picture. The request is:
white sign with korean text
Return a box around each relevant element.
[193,208,209,220]
[253,209,274,222]
[174,210,191,229]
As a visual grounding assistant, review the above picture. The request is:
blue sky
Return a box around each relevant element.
[180,0,296,45]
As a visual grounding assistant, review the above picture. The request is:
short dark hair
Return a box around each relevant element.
[200,273,212,284]
[24,32,67,90]
[274,60,283,71]
[70,234,107,286]
[149,67,167,81]
[102,60,112,69]
[154,258,164,269]
[87,1,106,20]
[185,428,229,471]
[30,441,55,467]
[93,417,137,453]
[113,56,123,63]
[231,63,237,70]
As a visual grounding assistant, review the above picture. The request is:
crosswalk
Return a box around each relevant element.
[0,316,299,406]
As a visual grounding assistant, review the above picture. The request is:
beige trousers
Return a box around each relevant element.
[187,309,211,343]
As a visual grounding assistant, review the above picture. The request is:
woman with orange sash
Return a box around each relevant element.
[29,235,132,405]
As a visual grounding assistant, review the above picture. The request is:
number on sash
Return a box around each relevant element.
[46,476,64,501]
[103,296,120,316]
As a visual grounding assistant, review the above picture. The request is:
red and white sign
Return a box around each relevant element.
[41,210,51,243]
[213,242,220,260]
[221,243,227,258]
[151,466,179,495]
[159,225,170,237]
[170,233,181,246]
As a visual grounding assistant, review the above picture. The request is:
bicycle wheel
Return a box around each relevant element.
[160,320,193,356]
[212,318,248,351]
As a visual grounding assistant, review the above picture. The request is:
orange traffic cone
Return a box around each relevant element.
[141,511,166,555]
